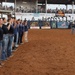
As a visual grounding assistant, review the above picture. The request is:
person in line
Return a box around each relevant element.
[16,19,20,45]
[7,18,14,57]
[0,18,3,67]
[2,18,10,60]
[23,19,29,42]
[18,19,24,44]
[11,17,16,50]
[13,19,19,49]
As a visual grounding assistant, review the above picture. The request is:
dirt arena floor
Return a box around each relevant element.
[0,29,75,75]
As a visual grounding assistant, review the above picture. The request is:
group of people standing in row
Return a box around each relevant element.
[0,17,29,67]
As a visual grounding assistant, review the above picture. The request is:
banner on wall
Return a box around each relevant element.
[30,21,39,29]
[57,21,69,28]
[51,21,57,28]
[41,21,51,29]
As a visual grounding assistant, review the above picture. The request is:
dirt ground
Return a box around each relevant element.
[0,29,75,75]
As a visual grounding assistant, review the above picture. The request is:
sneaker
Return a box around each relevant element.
[15,45,19,48]
[0,65,2,67]
[12,47,16,51]
[0,63,4,67]
[1,63,4,66]
[10,55,14,58]
[20,43,24,44]
[25,40,28,42]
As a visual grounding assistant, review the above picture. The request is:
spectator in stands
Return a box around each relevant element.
[0,18,3,67]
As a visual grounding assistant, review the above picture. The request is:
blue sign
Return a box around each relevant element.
[57,21,69,28]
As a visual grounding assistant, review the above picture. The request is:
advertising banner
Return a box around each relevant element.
[51,21,57,28]
[57,21,69,28]
[30,21,39,29]
[41,21,51,29]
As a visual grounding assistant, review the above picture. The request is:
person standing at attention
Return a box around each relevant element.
[23,19,29,42]
[0,18,3,67]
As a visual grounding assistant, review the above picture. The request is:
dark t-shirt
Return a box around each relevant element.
[8,25,14,34]
[0,27,3,40]
[72,23,75,28]
[2,24,9,34]
[24,25,28,31]
[19,24,24,33]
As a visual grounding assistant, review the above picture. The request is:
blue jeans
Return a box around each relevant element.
[0,40,2,63]
[2,34,9,60]
[19,32,23,44]
[7,34,14,57]
[14,32,19,46]
[71,27,75,34]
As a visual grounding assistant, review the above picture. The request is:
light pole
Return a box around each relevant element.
[36,0,38,13]
[45,0,47,19]
[14,0,16,17]
[5,0,7,10]
[72,1,74,21]
[45,0,47,13]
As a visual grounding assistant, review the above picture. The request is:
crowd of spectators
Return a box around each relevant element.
[47,8,73,14]
[0,5,14,11]
[15,6,75,13]
[16,6,36,13]
[0,4,74,14]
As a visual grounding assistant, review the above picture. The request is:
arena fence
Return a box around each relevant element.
[27,20,70,29]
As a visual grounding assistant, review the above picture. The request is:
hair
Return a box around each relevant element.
[16,20,18,24]
[7,18,11,22]
[11,17,16,19]
[2,17,6,21]
[17,19,20,21]
[24,20,26,22]
[20,20,22,24]
[23,19,28,25]
[23,20,26,25]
